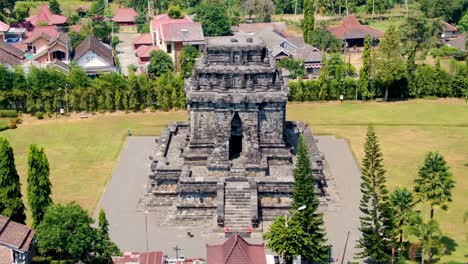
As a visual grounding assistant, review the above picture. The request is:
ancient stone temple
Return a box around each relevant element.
[146,36,325,234]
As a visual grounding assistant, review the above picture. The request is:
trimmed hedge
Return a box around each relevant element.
[0,110,18,118]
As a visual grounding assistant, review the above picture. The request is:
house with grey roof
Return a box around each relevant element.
[0,215,35,264]
[0,40,25,67]
[237,26,323,78]
[73,35,116,75]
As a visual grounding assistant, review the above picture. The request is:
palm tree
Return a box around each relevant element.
[390,187,416,245]
[414,151,454,219]
[405,217,445,264]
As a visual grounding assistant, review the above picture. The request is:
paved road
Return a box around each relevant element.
[116,32,139,76]
[94,137,155,252]
[316,136,362,263]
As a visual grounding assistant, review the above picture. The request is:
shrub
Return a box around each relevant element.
[7,119,17,129]
[453,50,467,61]
[0,110,18,118]
[35,112,44,119]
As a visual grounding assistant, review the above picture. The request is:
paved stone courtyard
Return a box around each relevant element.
[95,135,362,262]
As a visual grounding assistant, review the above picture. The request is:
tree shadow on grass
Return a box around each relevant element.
[441,235,458,256]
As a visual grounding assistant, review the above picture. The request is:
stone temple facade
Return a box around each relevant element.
[146,36,325,234]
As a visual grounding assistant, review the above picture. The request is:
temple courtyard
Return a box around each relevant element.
[1,99,466,262]
[94,134,361,261]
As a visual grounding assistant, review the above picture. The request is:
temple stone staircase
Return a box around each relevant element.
[224,180,251,234]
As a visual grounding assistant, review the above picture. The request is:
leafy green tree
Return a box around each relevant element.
[406,44,417,97]
[95,209,120,263]
[399,15,438,50]
[179,45,199,78]
[264,216,317,263]
[390,187,416,245]
[36,202,96,261]
[405,217,445,264]
[309,28,342,52]
[27,144,52,228]
[127,72,141,111]
[135,13,148,33]
[359,35,372,100]
[0,137,26,224]
[276,58,304,79]
[92,20,112,43]
[356,125,394,262]
[458,12,468,32]
[373,25,406,101]
[418,0,467,23]
[414,151,454,219]
[69,31,86,49]
[49,0,61,14]
[168,4,183,19]
[302,0,314,45]
[89,0,105,16]
[14,3,30,22]
[147,50,174,78]
[194,0,231,36]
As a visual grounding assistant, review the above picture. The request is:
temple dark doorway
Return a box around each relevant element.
[229,112,243,160]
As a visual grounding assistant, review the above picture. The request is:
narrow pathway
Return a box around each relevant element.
[316,135,362,263]
[116,32,139,76]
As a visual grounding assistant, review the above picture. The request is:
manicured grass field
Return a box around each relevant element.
[1,99,466,261]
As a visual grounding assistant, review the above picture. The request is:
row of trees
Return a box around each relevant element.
[357,126,455,262]
[289,26,468,102]
[0,136,119,262]
[0,60,187,113]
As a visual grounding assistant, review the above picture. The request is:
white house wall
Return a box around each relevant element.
[76,50,112,69]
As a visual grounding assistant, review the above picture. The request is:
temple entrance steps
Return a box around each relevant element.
[229,156,246,176]
[223,180,252,233]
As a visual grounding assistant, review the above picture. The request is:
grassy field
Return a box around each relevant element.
[1,99,467,261]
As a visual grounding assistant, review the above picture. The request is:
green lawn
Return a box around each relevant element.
[1,99,467,261]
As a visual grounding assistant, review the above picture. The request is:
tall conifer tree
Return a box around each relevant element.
[292,134,328,261]
[264,135,328,262]
[356,125,394,262]
[302,0,315,45]
[27,144,53,228]
[359,35,372,100]
[0,137,26,223]
[95,209,120,262]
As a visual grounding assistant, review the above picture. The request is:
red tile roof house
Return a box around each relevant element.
[112,8,138,32]
[132,33,153,49]
[440,20,458,38]
[112,251,164,264]
[135,44,158,64]
[26,5,68,27]
[0,21,9,41]
[23,26,69,63]
[327,16,384,48]
[206,233,267,264]
[149,14,205,69]
[0,215,35,264]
